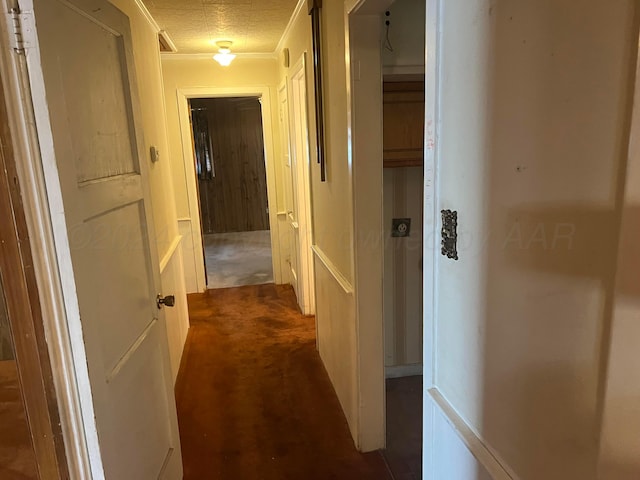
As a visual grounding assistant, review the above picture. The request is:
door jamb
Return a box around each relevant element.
[345,0,389,451]
[176,86,282,292]
[0,4,94,478]
[0,50,69,480]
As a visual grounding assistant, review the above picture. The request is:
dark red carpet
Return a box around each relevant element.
[176,284,392,479]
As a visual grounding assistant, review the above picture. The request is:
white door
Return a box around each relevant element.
[21,0,182,478]
[278,80,302,302]
[288,56,315,315]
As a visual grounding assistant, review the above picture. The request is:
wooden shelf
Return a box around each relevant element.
[383,81,425,168]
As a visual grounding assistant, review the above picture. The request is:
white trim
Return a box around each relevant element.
[159,235,183,273]
[275,0,306,54]
[176,86,282,291]
[422,0,440,476]
[312,245,354,295]
[423,0,440,397]
[162,52,277,61]
[385,364,423,379]
[427,389,519,480]
[0,6,93,477]
[133,0,160,33]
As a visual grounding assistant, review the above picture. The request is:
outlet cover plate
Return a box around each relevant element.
[392,218,411,237]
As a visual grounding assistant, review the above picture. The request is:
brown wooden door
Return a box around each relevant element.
[191,97,270,233]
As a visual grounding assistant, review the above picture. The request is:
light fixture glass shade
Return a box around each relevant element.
[213,47,236,66]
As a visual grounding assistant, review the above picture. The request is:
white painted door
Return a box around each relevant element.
[278,80,302,302]
[21,0,182,478]
[288,56,315,315]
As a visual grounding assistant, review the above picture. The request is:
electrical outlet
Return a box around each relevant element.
[391,218,411,237]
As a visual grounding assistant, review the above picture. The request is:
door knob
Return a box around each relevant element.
[157,294,175,309]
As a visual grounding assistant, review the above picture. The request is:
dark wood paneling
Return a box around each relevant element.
[0,73,69,478]
[383,81,425,168]
[191,97,270,233]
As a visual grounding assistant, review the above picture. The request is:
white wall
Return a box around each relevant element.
[382,0,425,74]
[428,0,638,478]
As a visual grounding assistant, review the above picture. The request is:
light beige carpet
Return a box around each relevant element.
[204,230,274,289]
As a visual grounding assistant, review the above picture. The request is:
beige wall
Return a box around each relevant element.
[108,0,189,381]
[161,56,287,291]
[432,0,638,478]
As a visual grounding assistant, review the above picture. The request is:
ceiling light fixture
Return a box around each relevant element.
[213,41,236,66]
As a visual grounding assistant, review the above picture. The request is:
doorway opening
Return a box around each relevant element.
[177,87,282,294]
[347,0,427,472]
[379,1,426,477]
[188,96,274,290]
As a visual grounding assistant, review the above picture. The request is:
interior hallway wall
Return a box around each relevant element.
[277,1,386,451]
[429,0,639,478]
[161,57,287,293]
[108,0,189,382]
[277,0,363,444]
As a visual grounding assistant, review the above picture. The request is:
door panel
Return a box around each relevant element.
[51,3,136,183]
[23,0,182,477]
[288,58,315,315]
[278,82,301,300]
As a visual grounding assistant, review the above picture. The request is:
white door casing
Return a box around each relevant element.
[175,86,282,293]
[288,53,315,315]
[20,0,182,478]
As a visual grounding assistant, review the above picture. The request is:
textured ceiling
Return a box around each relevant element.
[143,0,299,54]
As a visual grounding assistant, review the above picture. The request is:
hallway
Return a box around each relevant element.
[176,284,391,479]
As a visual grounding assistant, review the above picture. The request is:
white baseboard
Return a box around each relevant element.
[385,363,423,378]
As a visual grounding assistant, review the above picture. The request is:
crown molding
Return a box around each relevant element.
[275,0,307,53]
[161,52,278,60]
[133,0,161,33]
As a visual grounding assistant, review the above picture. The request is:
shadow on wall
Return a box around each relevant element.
[466,0,639,479]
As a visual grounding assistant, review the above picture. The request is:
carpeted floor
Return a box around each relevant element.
[177,284,392,480]
[384,376,423,480]
[204,231,274,289]
[0,361,38,479]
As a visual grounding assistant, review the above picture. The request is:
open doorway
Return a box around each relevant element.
[188,96,274,290]
[347,0,426,474]
[380,0,426,477]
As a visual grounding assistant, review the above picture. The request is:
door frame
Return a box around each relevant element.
[345,0,389,451]
[0,41,68,479]
[288,53,316,316]
[0,3,93,477]
[421,0,440,475]
[176,86,281,292]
